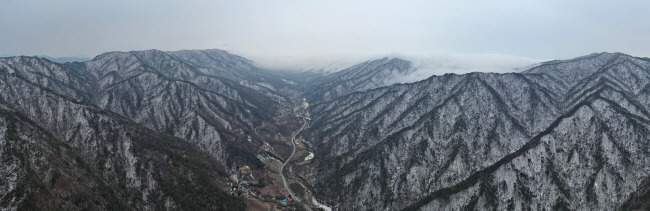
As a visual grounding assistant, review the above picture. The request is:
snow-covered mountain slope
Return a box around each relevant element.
[2,49,650,210]
[300,52,650,210]
[304,57,415,102]
[0,66,244,210]
[0,50,293,171]
[0,49,303,210]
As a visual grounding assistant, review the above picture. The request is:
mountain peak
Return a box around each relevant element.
[167,48,253,67]
[303,56,415,102]
[527,52,629,72]
[360,57,410,66]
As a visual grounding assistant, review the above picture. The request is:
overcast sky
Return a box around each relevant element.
[2,1,649,71]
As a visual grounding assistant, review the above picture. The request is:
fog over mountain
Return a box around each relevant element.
[0,49,649,210]
[3,1,650,211]
[303,52,650,210]
[382,53,544,84]
[3,1,650,69]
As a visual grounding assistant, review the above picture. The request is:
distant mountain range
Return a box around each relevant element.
[0,54,91,63]
[36,56,91,63]
[0,49,648,210]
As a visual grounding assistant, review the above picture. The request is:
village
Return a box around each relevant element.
[225,96,330,211]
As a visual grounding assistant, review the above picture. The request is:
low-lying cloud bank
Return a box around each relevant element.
[390,53,544,84]
[252,52,544,84]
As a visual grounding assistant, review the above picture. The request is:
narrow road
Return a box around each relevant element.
[279,116,331,211]
[278,100,328,210]
[280,119,307,202]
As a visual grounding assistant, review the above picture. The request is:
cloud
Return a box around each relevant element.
[1,1,649,70]
[248,53,373,73]
[251,51,543,85]
[386,53,544,84]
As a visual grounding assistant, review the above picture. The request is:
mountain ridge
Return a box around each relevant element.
[2,49,650,210]
[300,52,650,210]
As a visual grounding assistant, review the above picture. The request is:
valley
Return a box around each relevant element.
[1,50,649,210]
[225,90,332,210]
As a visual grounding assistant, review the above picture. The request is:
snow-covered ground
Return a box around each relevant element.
[312,197,332,211]
[304,152,314,161]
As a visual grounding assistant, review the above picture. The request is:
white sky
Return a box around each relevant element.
[1,1,649,71]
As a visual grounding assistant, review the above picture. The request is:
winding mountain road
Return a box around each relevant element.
[280,119,307,202]
[278,101,331,210]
